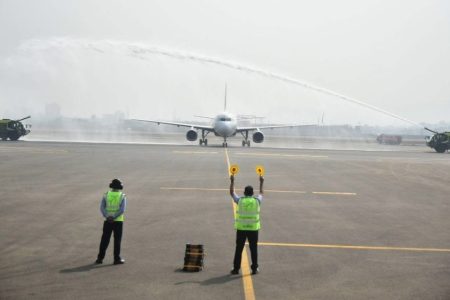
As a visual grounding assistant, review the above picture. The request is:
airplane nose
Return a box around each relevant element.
[215,123,230,136]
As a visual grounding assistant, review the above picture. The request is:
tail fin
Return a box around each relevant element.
[224,84,227,111]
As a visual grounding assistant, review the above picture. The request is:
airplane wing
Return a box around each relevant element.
[131,119,214,131]
[236,124,315,132]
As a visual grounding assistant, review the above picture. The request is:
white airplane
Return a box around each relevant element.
[132,88,304,147]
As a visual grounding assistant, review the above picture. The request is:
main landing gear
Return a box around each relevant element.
[199,129,209,146]
[240,131,251,147]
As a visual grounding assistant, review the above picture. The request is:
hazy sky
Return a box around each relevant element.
[0,0,449,126]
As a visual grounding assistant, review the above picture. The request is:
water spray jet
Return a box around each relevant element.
[20,38,424,128]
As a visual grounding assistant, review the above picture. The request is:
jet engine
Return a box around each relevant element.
[252,131,264,143]
[186,130,198,141]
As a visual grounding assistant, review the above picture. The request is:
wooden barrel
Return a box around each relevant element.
[183,244,205,272]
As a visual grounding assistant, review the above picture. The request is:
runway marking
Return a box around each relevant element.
[172,150,218,154]
[225,148,256,300]
[160,187,356,196]
[267,189,306,194]
[160,187,227,192]
[312,192,357,196]
[0,146,68,154]
[258,242,450,253]
[235,152,328,159]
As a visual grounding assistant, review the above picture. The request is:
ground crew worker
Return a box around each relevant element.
[229,174,264,275]
[95,179,126,265]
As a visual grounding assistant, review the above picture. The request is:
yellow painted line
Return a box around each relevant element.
[266,189,306,194]
[172,150,218,154]
[225,148,256,300]
[241,252,255,300]
[161,187,356,197]
[312,192,357,196]
[161,187,305,194]
[0,147,68,154]
[160,187,227,192]
[235,152,328,159]
[259,242,450,253]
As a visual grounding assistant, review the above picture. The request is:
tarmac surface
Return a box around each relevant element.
[1,139,450,299]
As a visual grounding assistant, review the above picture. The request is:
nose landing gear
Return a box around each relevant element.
[222,137,228,147]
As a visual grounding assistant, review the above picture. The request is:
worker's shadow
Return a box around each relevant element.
[201,274,242,285]
[174,268,241,286]
[60,263,113,273]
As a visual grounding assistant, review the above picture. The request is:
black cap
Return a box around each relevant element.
[244,185,254,196]
[109,179,123,190]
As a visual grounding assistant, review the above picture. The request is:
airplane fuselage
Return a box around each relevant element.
[212,112,237,138]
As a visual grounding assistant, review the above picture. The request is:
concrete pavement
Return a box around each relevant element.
[1,141,449,299]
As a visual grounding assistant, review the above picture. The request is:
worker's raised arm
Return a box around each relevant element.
[259,176,264,195]
[229,175,235,197]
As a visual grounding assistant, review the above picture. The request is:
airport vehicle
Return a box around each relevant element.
[0,116,31,141]
[425,128,449,153]
[376,134,402,145]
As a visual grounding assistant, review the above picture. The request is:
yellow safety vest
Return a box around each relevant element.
[235,196,260,231]
[105,191,124,222]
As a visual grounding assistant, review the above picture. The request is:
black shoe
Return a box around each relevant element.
[114,259,125,265]
[95,259,103,264]
[251,268,259,275]
[230,269,239,275]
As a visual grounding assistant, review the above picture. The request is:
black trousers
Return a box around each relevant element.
[233,230,259,271]
[97,221,123,261]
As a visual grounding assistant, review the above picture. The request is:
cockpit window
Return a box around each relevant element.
[220,117,232,122]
